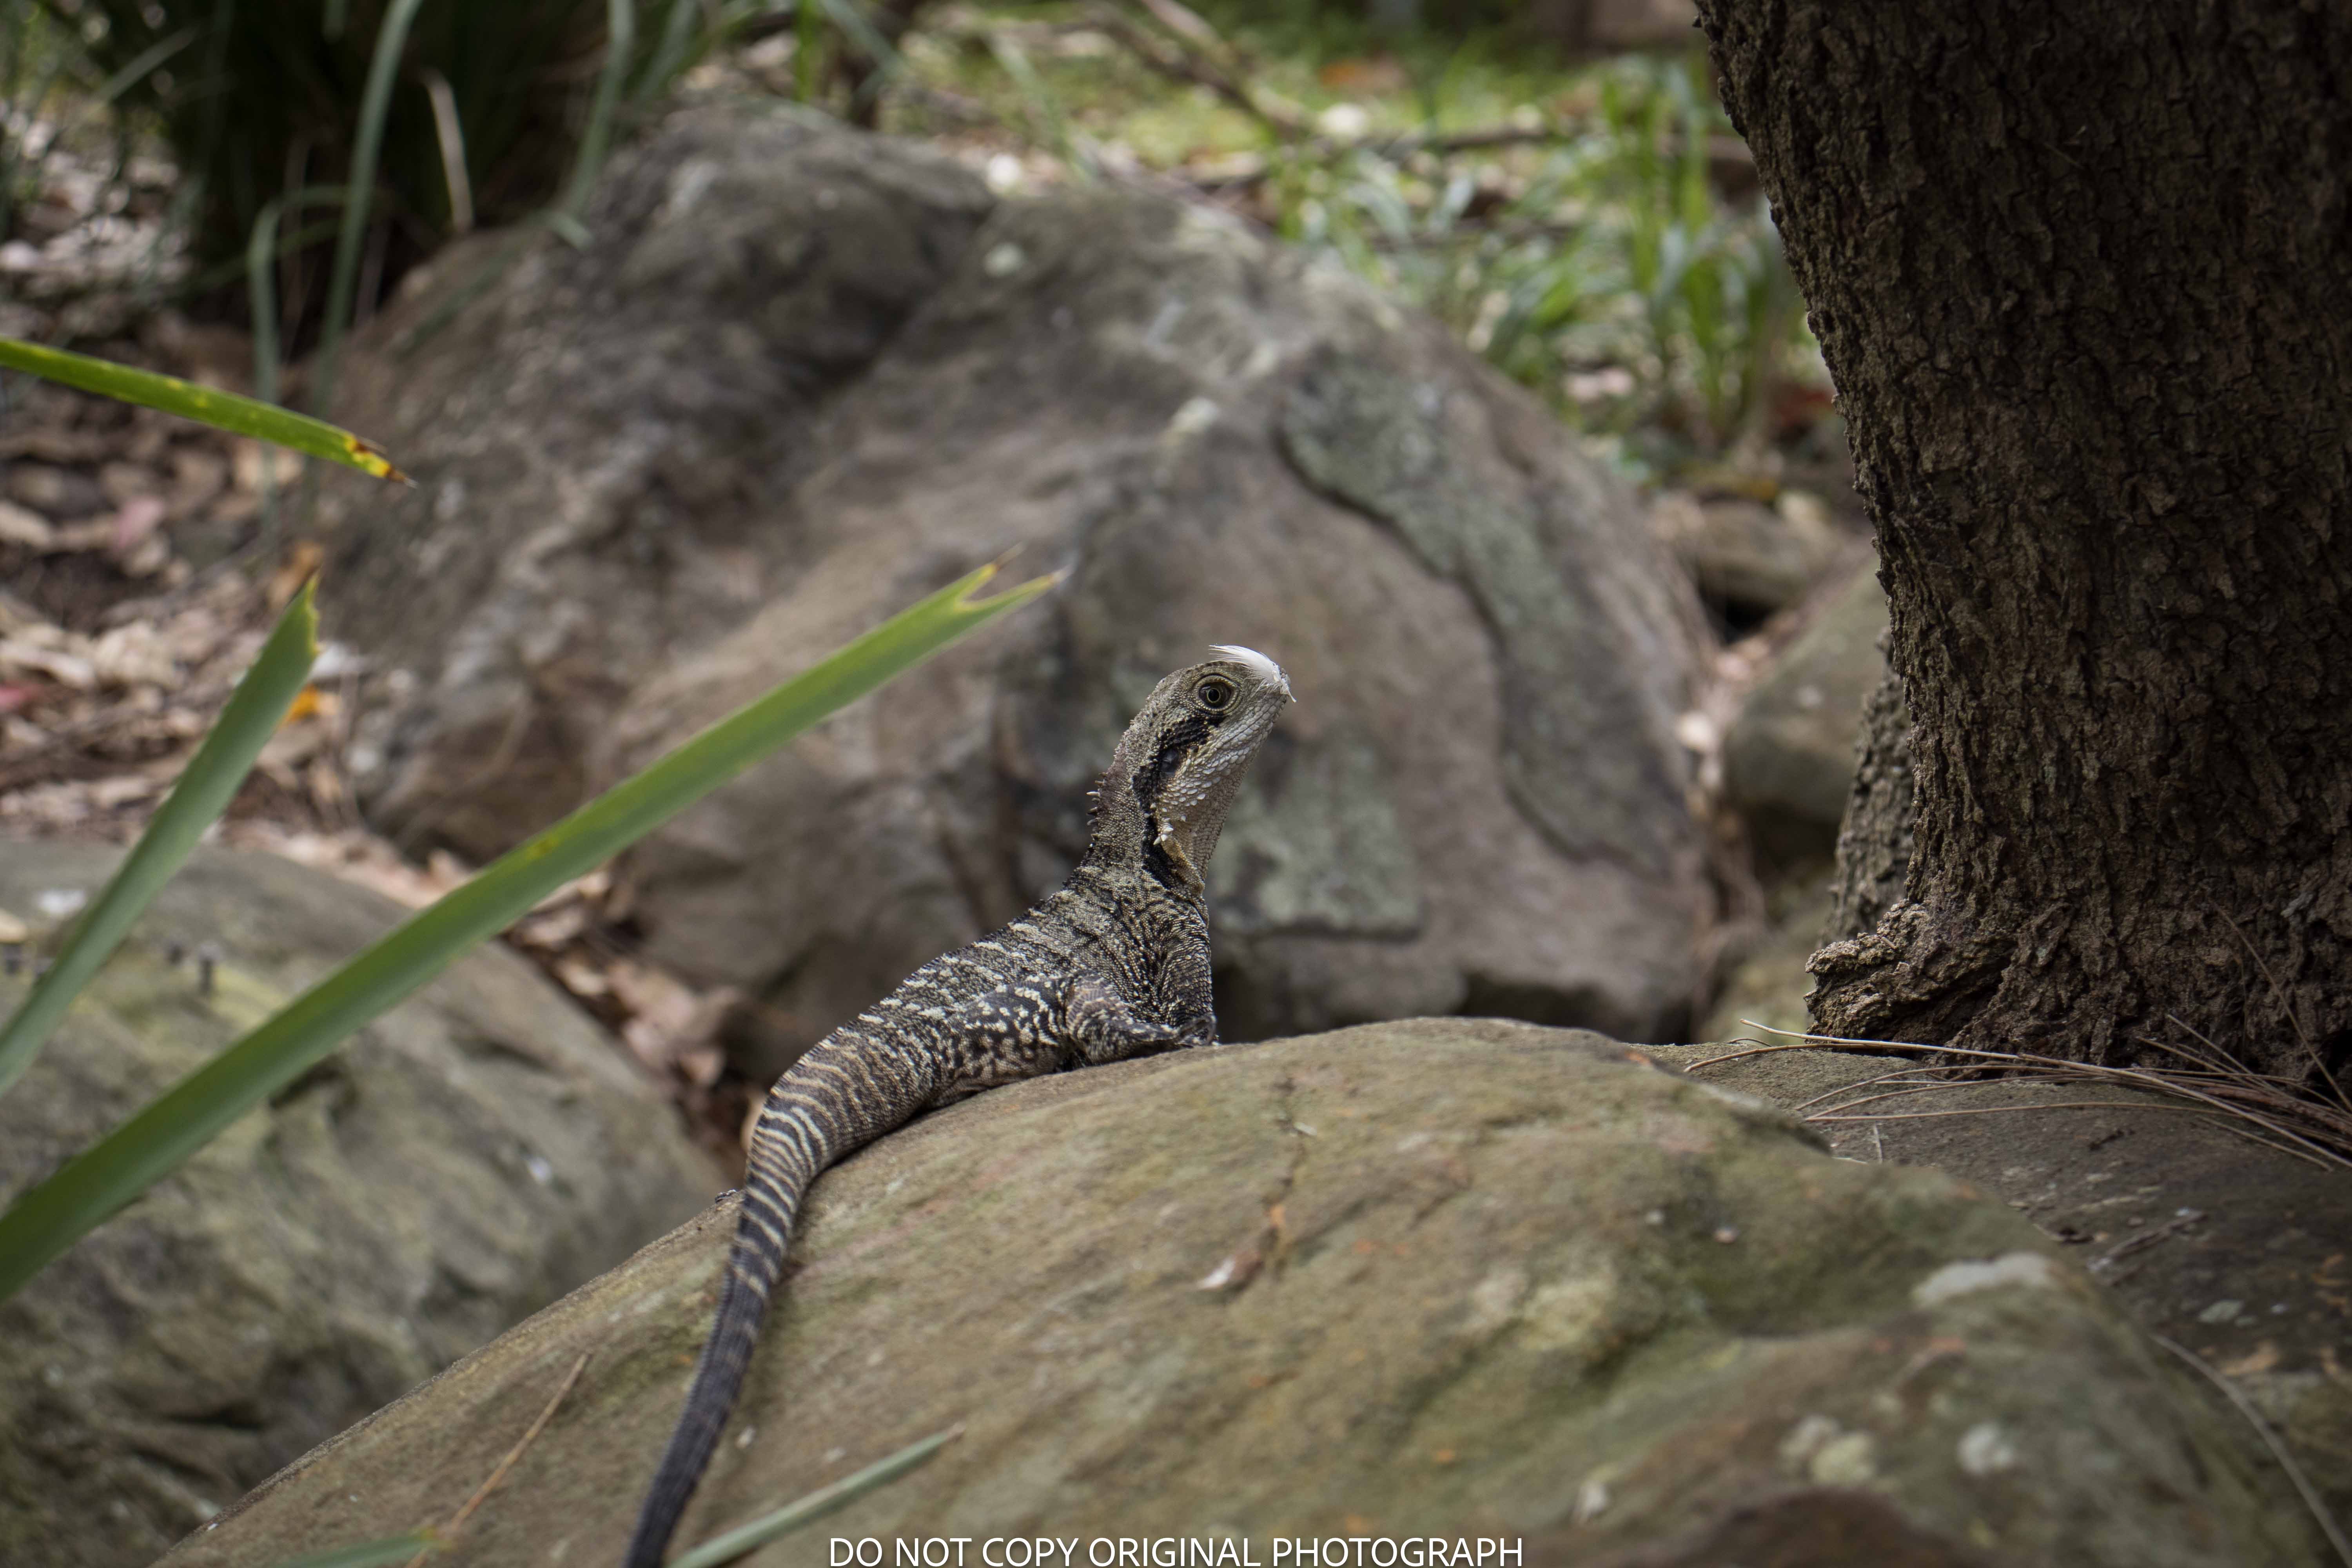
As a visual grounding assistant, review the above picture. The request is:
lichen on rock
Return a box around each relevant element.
[0,842,719,1568]
[160,1019,2326,1568]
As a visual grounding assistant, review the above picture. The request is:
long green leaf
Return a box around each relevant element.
[0,337,404,481]
[670,1428,961,1568]
[247,186,356,538]
[83,23,199,112]
[635,0,710,103]
[559,0,635,219]
[815,0,904,104]
[0,565,1054,1305]
[0,584,319,1100]
[309,0,430,424]
[247,186,354,407]
[265,1534,432,1568]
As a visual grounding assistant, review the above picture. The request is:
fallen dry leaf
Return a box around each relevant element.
[0,639,94,688]
[231,438,303,494]
[111,492,167,553]
[2213,1341,2280,1377]
[0,500,55,548]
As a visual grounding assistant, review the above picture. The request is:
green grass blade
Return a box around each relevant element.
[985,31,1088,179]
[560,0,635,219]
[0,337,403,481]
[0,565,1054,1305]
[815,0,903,93]
[670,1428,961,1568]
[309,0,429,424]
[796,0,824,103]
[265,1534,431,1568]
[635,0,710,103]
[248,188,352,402]
[0,583,319,1101]
[84,23,198,111]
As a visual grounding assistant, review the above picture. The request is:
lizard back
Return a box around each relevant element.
[622,646,1292,1566]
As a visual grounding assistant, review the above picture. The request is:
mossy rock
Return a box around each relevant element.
[164,1020,2321,1568]
[0,841,720,1568]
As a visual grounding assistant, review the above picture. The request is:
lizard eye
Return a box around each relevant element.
[1194,677,1236,712]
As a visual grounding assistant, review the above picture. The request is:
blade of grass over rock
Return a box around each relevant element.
[265,1535,432,1568]
[0,565,1055,1304]
[309,0,430,424]
[0,337,403,481]
[560,0,636,220]
[817,0,906,108]
[0,584,319,1101]
[670,1428,961,1568]
[247,187,356,535]
[82,23,199,114]
[635,0,710,103]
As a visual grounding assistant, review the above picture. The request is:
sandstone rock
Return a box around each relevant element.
[164,1020,2320,1568]
[1696,872,1831,1043]
[1649,490,1848,626]
[1722,562,1888,867]
[0,841,720,1568]
[1647,1036,2352,1539]
[321,106,1715,1074]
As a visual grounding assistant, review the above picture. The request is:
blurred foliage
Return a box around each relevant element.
[1277,57,1806,462]
[5,0,1825,470]
[0,563,1051,1307]
[15,0,729,338]
[1185,0,1565,55]
[890,5,1825,470]
[0,0,140,245]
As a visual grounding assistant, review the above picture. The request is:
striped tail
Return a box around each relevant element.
[622,1037,938,1566]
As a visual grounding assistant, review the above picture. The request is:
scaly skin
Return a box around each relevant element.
[623,646,1292,1567]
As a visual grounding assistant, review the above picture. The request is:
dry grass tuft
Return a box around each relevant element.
[1689,1021,2352,1176]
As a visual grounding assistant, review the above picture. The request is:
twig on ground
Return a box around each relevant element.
[2090,1209,2205,1271]
[404,1351,592,1566]
[1788,1069,1963,1115]
[1359,217,1582,250]
[1809,1101,2223,1123]
[2151,1333,2352,1568]
[1690,1022,2352,1174]
[0,679,236,789]
[2214,904,2351,1112]
[1180,128,1743,192]
[1089,2,1301,136]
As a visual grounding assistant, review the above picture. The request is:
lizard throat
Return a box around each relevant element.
[1151,816,1202,892]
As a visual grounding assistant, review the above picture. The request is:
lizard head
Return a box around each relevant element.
[1084,645,1293,895]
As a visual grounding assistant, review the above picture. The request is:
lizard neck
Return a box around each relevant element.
[1080,729,1257,899]
[1074,646,1289,904]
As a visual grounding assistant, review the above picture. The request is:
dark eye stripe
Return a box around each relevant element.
[1135,714,1212,813]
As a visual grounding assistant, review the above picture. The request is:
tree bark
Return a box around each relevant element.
[1821,655,1912,951]
[1696,0,2352,1084]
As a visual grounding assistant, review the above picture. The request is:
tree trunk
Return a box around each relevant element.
[1822,657,1913,951]
[1695,0,2352,1084]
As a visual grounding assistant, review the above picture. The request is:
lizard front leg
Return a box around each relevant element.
[926,974,1211,1102]
[1063,974,1214,1066]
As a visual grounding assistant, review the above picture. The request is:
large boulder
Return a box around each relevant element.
[320,105,1716,1075]
[0,841,720,1568]
[165,1020,2320,1568]
[1647,1037,2352,1537]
